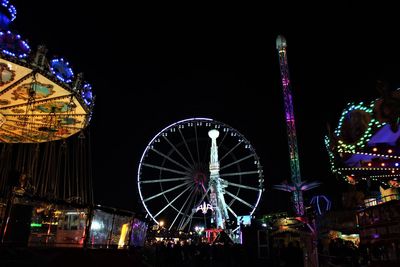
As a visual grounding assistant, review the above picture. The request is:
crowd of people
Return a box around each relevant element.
[138,237,400,267]
[140,240,260,267]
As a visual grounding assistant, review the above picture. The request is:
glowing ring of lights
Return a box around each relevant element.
[137,118,264,231]
[327,100,392,188]
[334,102,385,153]
[81,83,93,106]
[50,58,74,83]
[0,31,30,58]
[1,0,17,21]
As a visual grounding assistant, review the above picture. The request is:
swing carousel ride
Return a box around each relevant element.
[0,0,94,143]
[0,0,94,204]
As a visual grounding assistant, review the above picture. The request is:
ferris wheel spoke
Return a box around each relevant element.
[141,163,190,176]
[188,187,201,231]
[218,130,229,148]
[163,136,193,168]
[219,141,242,162]
[178,128,196,165]
[225,190,255,209]
[178,186,198,230]
[150,148,192,173]
[140,177,190,184]
[181,187,210,230]
[169,186,196,230]
[194,124,201,163]
[153,185,192,218]
[220,170,260,178]
[187,192,198,231]
[220,154,255,171]
[225,181,260,191]
[143,180,192,202]
[227,205,238,219]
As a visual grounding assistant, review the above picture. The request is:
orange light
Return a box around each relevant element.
[372,147,378,152]
[388,149,393,153]
[367,163,372,167]
[279,225,288,230]
[381,163,385,167]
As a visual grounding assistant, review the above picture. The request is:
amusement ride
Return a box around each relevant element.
[0,0,94,204]
[138,118,264,239]
[274,35,320,216]
[326,80,400,190]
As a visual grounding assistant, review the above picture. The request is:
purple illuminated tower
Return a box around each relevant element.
[276,35,305,216]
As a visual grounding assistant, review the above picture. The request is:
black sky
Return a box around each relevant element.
[10,1,400,215]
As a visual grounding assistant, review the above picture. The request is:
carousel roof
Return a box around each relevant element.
[0,1,94,143]
[326,91,400,188]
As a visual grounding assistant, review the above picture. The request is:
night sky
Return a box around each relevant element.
[10,1,400,216]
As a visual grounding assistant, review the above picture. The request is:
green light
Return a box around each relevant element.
[30,223,42,227]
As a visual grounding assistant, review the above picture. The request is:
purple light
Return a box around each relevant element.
[277,35,305,216]
[372,233,380,239]
[368,124,400,146]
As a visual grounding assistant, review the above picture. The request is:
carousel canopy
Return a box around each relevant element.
[0,1,94,143]
[326,89,400,189]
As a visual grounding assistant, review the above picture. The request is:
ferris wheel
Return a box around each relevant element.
[137,118,264,231]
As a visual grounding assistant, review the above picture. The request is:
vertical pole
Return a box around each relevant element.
[276,35,304,216]
[83,205,93,248]
[276,35,319,266]
[0,187,15,243]
[107,212,116,248]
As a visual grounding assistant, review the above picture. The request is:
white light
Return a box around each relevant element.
[66,211,80,215]
[208,129,219,139]
[91,220,102,230]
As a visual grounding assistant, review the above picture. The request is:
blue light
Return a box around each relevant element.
[50,58,74,83]
[310,195,331,215]
[81,82,93,106]
[396,163,399,167]
[0,30,30,58]
[1,0,16,21]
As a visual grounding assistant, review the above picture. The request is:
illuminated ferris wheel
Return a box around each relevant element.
[137,118,264,231]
